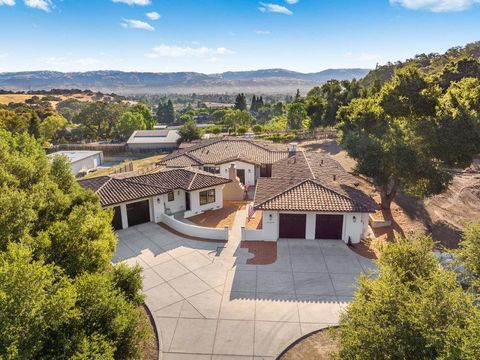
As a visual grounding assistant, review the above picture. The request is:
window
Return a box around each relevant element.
[203,166,220,174]
[199,189,216,206]
[167,191,174,202]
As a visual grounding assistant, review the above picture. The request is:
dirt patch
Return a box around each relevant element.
[139,305,159,360]
[279,327,339,360]
[188,201,246,229]
[246,210,263,230]
[348,240,378,259]
[241,241,277,265]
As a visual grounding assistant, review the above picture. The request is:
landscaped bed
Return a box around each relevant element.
[279,328,339,360]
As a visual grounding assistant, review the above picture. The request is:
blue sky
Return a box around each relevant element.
[0,0,480,73]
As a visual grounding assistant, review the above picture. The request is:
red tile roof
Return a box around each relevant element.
[254,178,376,212]
[79,167,231,207]
[160,137,289,167]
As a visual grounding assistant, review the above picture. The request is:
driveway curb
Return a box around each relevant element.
[143,301,162,360]
[275,326,339,360]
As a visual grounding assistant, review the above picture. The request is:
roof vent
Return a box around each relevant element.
[333,174,337,181]
[321,159,324,166]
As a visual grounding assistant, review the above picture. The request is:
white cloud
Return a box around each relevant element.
[146,44,234,58]
[0,0,15,6]
[285,0,299,4]
[146,11,161,20]
[112,0,151,5]
[390,0,480,12]
[121,18,155,31]
[228,31,237,36]
[24,0,52,11]
[259,2,293,15]
[255,30,271,35]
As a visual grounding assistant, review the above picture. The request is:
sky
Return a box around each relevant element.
[0,0,480,73]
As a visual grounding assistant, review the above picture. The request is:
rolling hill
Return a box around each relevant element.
[0,68,370,95]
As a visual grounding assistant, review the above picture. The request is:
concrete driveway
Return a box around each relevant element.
[114,222,375,360]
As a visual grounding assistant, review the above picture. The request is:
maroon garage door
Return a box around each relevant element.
[279,214,306,239]
[315,214,343,240]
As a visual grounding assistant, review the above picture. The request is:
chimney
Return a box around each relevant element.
[288,142,298,157]
[228,164,237,181]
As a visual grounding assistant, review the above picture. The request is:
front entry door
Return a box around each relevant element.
[237,169,246,185]
[185,192,191,211]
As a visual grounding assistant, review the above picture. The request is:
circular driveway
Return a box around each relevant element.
[114,222,375,360]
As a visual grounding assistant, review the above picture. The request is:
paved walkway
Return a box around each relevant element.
[114,220,375,360]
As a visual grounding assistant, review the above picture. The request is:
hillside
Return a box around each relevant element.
[0,68,370,95]
[361,41,480,87]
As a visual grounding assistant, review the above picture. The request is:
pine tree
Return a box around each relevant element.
[250,95,257,112]
[234,94,247,111]
[165,100,175,124]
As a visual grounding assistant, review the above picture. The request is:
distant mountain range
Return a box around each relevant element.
[0,68,370,95]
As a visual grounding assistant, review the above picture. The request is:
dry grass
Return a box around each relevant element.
[139,305,158,360]
[83,155,165,179]
[0,94,42,105]
[279,328,339,360]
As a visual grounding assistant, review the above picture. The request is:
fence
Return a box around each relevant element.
[50,143,127,156]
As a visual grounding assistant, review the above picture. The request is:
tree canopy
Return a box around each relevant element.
[0,129,147,359]
[338,67,478,210]
[338,234,480,359]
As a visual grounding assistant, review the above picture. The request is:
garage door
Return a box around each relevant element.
[126,200,150,227]
[112,206,123,230]
[279,214,306,239]
[315,214,343,240]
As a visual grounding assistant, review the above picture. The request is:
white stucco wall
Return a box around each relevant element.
[219,161,256,187]
[260,210,370,244]
[161,213,228,241]
[71,153,102,174]
[184,185,224,218]
[164,190,186,214]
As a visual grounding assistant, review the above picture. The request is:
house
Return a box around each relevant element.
[251,149,377,243]
[160,137,289,187]
[160,137,377,244]
[126,130,180,153]
[48,150,103,175]
[79,168,231,230]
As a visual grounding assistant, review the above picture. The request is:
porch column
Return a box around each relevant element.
[120,203,128,229]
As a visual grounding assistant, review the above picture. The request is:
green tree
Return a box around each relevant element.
[131,103,155,129]
[234,93,247,111]
[287,102,308,129]
[177,119,202,144]
[40,113,68,143]
[456,222,480,292]
[338,67,452,210]
[76,102,126,141]
[338,235,480,359]
[113,112,146,141]
[0,244,77,359]
[223,109,253,133]
[0,129,148,359]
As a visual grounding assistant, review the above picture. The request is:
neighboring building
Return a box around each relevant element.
[127,130,180,153]
[79,168,231,230]
[48,150,103,175]
[160,137,377,243]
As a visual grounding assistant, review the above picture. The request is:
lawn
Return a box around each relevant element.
[83,154,166,179]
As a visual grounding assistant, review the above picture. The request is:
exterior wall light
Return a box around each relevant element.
[269,214,273,221]
[157,198,161,204]
[353,216,357,223]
